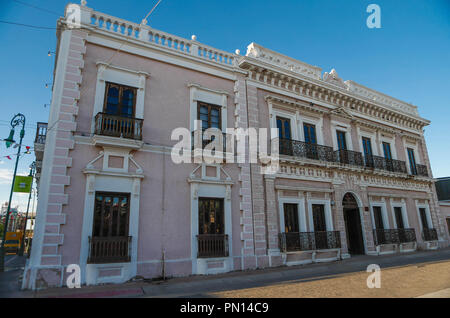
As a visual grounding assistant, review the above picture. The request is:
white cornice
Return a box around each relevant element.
[240,52,429,125]
[96,62,150,78]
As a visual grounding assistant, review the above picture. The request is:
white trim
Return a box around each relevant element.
[369,199,390,229]
[342,191,368,254]
[298,113,324,145]
[245,79,426,135]
[91,62,148,133]
[26,28,73,289]
[404,139,421,174]
[390,198,410,228]
[190,181,233,275]
[272,108,298,140]
[379,133,398,160]
[86,33,243,80]
[358,127,378,156]
[80,173,142,285]
[307,198,333,231]
[331,121,353,151]
[278,196,307,233]
[415,200,433,231]
[189,84,228,132]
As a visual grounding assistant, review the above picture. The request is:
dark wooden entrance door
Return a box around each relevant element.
[342,193,365,255]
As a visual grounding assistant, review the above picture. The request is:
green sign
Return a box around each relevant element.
[13,176,33,193]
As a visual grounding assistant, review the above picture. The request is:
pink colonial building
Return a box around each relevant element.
[24,2,449,289]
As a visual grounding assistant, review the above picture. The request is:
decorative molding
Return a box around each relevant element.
[246,42,322,80]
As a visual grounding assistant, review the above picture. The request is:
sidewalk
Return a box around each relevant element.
[26,248,450,298]
[0,255,27,298]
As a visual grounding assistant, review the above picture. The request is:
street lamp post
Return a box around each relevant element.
[0,113,26,272]
[19,161,35,256]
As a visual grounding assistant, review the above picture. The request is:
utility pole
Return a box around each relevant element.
[19,162,35,256]
[0,113,26,272]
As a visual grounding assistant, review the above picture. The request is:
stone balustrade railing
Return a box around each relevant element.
[74,5,237,68]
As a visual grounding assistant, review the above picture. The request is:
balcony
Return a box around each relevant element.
[278,138,419,177]
[422,228,438,241]
[197,234,229,258]
[410,164,429,177]
[279,138,334,162]
[279,231,341,252]
[94,113,143,141]
[88,236,132,264]
[335,149,364,166]
[35,122,48,144]
[373,228,417,245]
[364,154,407,174]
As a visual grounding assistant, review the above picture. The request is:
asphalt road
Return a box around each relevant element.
[1,249,450,298]
[139,248,450,298]
[0,255,26,298]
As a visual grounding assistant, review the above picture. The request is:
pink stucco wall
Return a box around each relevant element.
[58,41,245,278]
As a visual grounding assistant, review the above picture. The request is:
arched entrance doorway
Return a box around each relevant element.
[343,193,365,255]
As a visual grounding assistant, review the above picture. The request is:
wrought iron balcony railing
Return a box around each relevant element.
[364,154,407,174]
[94,112,143,140]
[88,236,132,264]
[279,231,341,252]
[422,228,438,241]
[277,138,416,176]
[197,234,229,258]
[334,149,364,166]
[373,228,417,245]
[410,164,429,177]
[279,138,335,162]
[35,122,48,144]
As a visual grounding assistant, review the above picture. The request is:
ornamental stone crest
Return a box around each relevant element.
[323,69,347,89]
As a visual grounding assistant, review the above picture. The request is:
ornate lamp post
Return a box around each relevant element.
[19,161,36,256]
[0,113,26,272]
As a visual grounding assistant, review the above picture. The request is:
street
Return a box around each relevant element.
[0,249,448,298]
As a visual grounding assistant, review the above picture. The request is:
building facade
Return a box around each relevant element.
[435,177,450,236]
[23,3,449,289]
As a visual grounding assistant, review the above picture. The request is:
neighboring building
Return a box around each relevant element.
[23,2,449,289]
[34,122,48,194]
[1,203,19,217]
[435,177,450,236]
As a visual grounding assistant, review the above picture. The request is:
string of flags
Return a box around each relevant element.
[0,147,32,162]
[0,137,34,150]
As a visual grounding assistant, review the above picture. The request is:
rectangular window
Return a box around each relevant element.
[283,203,299,233]
[419,208,429,229]
[382,142,392,160]
[336,131,347,150]
[362,137,373,167]
[303,123,317,144]
[407,148,417,175]
[312,204,327,232]
[276,116,292,140]
[362,137,373,156]
[104,82,137,118]
[198,198,224,235]
[93,192,130,238]
[394,207,405,229]
[373,206,384,230]
[197,102,221,130]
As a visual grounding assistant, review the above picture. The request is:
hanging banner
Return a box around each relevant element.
[13,175,33,193]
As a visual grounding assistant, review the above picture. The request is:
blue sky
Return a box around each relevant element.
[0,0,449,211]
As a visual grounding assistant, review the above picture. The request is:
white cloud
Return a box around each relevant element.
[0,168,13,185]
[0,168,29,185]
